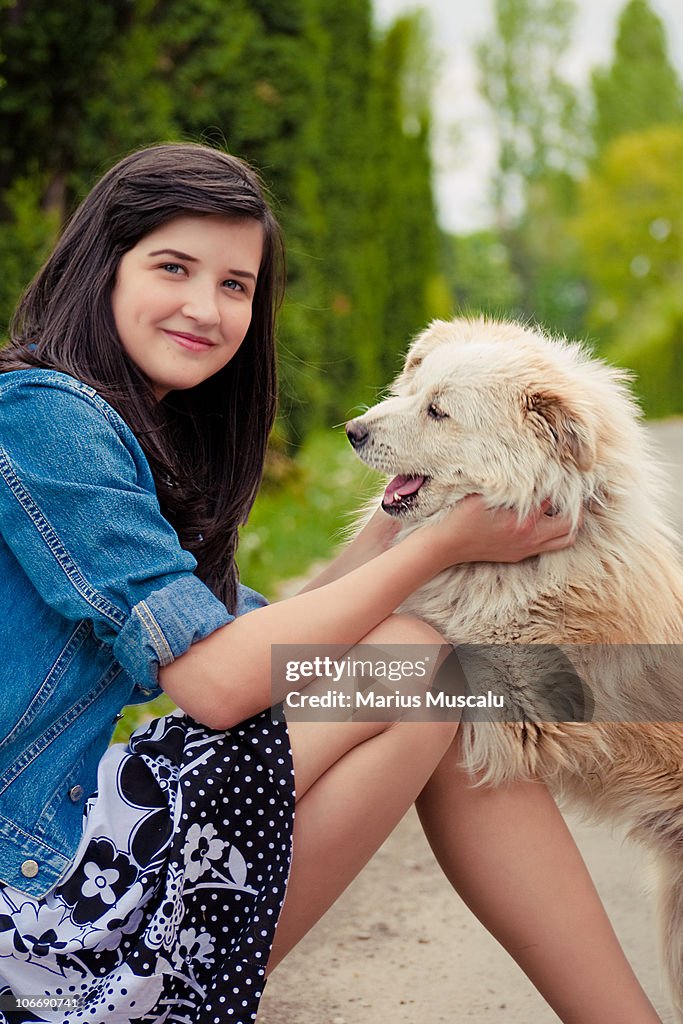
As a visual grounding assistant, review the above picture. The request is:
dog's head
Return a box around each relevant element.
[346,316,642,525]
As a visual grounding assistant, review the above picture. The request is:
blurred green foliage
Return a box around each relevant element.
[237,429,382,597]
[464,0,590,339]
[572,126,683,334]
[448,0,683,418]
[445,230,523,317]
[602,282,683,418]
[477,0,587,228]
[592,0,683,153]
[0,172,60,328]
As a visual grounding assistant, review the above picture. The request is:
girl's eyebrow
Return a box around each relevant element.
[226,269,257,283]
[148,248,198,261]
[147,248,256,282]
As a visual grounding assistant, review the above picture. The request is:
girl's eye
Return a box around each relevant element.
[427,403,449,420]
[224,279,244,292]
[161,263,185,275]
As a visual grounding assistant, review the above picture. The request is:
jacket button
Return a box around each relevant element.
[68,785,84,803]
[21,859,39,878]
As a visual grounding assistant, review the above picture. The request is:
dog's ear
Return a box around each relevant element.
[523,390,596,471]
[396,320,457,388]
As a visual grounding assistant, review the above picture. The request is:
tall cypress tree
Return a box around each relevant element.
[0,0,168,328]
[371,13,439,383]
[477,0,584,229]
[305,0,382,421]
[474,0,588,335]
[592,0,683,154]
[0,1,140,211]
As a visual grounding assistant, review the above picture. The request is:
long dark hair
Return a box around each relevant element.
[1,143,285,612]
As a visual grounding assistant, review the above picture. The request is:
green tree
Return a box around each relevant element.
[477,0,585,228]
[72,2,175,197]
[513,169,588,335]
[572,125,683,335]
[301,0,384,422]
[0,172,59,330]
[569,120,683,412]
[369,12,440,385]
[592,0,683,154]
[602,281,683,418]
[472,0,589,337]
[443,230,522,318]
[0,0,176,333]
[0,1,136,213]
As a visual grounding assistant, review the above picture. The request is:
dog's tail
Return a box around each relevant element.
[656,850,683,1022]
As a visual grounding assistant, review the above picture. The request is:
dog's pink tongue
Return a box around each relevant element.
[383,474,425,504]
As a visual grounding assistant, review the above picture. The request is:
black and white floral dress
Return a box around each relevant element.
[0,708,294,1024]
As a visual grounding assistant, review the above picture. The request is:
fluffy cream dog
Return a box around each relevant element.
[346,316,683,1018]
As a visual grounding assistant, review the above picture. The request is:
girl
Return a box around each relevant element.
[0,143,659,1024]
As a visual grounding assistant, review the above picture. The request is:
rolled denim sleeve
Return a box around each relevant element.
[0,371,233,695]
[235,583,269,616]
[113,575,231,695]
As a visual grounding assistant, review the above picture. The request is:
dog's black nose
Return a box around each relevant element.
[346,420,369,449]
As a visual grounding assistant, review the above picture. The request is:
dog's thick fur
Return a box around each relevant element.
[347,316,683,1017]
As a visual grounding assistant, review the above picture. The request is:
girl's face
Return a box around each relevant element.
[111,214,264,400]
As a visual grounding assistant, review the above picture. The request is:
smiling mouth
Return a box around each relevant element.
[381,474,428,514]
[164,330,215,352]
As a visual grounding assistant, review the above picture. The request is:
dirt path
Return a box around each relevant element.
[258,419,683,1024]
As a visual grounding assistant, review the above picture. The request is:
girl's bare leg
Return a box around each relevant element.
[267,615,458,971]
[416,737,662,1024]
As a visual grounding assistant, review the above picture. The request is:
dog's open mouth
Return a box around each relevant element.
[382,474,428,513]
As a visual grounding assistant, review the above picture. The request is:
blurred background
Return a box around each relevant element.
[1,0,682,621]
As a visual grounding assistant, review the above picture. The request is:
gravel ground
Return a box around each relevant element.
[258,418,683,1024]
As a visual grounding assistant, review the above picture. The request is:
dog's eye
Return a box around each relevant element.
[427,403,449,420]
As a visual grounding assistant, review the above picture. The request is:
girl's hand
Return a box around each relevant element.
[425,495,580,568]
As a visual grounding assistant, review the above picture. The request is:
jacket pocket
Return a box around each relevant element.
[0,658,121,793]
[0,620,92,753]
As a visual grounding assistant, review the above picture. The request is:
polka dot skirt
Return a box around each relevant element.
[0,708,294,1023]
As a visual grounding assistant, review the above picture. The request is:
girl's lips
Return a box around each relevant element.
[164,330,215,352]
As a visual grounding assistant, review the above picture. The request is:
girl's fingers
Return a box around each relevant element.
[521,505,578,554]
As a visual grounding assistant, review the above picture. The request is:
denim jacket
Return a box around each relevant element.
[0,369,266,898]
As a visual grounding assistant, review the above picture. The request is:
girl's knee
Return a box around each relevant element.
[361,614,457,747]
[389,717,459,763]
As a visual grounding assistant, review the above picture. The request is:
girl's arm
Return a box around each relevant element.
[160,496,575,730]
[297,507,399,593]
[301,496,568,593]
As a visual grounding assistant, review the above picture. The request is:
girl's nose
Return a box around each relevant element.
[181,287,220,326]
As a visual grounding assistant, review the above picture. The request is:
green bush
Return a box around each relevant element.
[605,280,683,417]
